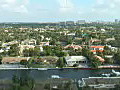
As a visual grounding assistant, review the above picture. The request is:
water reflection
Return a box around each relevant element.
[12,70,35,90]
[0,69,119,90]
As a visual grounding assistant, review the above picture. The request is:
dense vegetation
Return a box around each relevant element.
[0,22,120,68]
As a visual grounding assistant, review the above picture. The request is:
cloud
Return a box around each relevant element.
[57,0,74,13]
[93,0,120,14]
[14,5,28,13]
[0,0,29,13]
[86,0,120,20]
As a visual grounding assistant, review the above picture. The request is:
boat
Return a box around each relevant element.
[93,84,115,88]
[37,68,48,70]
[51,75,60,78]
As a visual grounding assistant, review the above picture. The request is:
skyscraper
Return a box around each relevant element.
[115,19,119,23]
[76,20,86,24]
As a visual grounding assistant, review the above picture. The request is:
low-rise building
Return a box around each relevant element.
[21,39,36,45]
[106,45,118,52]
[67,33,75,36]
[90,46,105,54]
[64,44,82,50]
[0,49,4,53]
[2,41,18,47]
[94,55,105,62]
[35,56,58,64]
[2,57,31,64]
[90,39,101,43]
[40,42,49,46]
[80,77,120,89]
[65,56,87,66]
[105,38,115,42]
[19,45,35,55]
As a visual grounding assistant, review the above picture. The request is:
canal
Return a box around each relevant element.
[0,69,117,80]
[0,69,119,90]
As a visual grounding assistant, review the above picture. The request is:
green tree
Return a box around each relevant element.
[8,44,20,56]
[91,57,102,68]
[33,47,40,56]
[20,60,28,66]
[56,57,66,68]
[55,51,67,57]
[81,48,102,68]
[67,38,73,44]
[113,50,120,64]
[0,55,2,64]
[12,75,20,84]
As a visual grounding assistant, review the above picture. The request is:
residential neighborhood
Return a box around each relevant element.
[1,0,120,89]
[0,21,119,69]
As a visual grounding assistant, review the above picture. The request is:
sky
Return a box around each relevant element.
[0,0,120,22]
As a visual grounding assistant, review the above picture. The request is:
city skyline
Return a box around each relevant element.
[0,0,120,22]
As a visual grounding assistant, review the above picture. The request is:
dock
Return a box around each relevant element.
[78,77,120,89]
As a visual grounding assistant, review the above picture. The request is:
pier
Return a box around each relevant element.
[79,77,120,89]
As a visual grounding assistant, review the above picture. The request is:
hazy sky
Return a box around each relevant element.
[0,0,120,22]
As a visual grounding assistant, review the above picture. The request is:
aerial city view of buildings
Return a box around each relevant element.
[0,20,120,89]
[1,0,120,89]
[0,19,119,69]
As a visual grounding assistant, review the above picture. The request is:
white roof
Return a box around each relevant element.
[51,75,60,78]
[65,56,87,61]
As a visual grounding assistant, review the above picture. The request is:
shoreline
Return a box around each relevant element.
[0,67,120,70]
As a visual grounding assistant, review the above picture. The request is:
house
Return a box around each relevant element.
[2,41,18,47]
[105,38,115,42]
[90,39,101,43]
[105,55,113,62]
[74,37,83,40]
[40,46,43,52]
[40,42,49,46]
[65,56,87,66]
[64,44,82,50]
[19,45,35,55]
[101,28,106,32]
[40,56,58,64]
[2,57,31,64]
[49,28,55,30]
[106,45,118,52]
[94,55,105,62]
[90,46,105,54]
[21,39,36,45]
[67,33,75,36]
[35,56,58,64]
[0,49,4,53]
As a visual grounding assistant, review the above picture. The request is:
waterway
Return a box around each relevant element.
[0,69,115,80]
[0,69,119,90]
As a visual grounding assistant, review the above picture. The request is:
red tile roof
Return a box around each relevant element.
[90,46,105,48]
[2,57,31,63]
[91,50,104,52]
[64,45,82,49]
[95,55,105,62]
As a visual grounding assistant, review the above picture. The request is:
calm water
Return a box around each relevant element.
[0,69,118,81]
[0,69,119,90]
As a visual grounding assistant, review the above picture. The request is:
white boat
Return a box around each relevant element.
[38,68,48,70]
[93,84,115,88]
[51,75,60,78]
[112,69,120,76]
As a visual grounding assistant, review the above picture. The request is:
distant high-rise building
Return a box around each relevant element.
[66,21,75,25]
[59,22,66,26]
[76,20,86,24]
[115,19,119,23]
